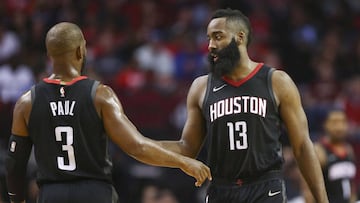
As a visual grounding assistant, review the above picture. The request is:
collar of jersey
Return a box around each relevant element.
[43,76,88,85]
[321,137,349,159]
[222,63,264,87]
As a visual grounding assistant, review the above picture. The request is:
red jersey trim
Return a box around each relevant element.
[321,137,348,159]
[43,76,88,85]
[222,63,264,87]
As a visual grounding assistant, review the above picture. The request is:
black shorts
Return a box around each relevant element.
[37,180,119,203]
[206,172,286,203]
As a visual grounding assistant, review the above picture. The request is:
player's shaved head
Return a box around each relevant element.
[211,8,252,47]
[46,22,85,56]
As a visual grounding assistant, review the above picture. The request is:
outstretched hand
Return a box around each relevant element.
[180,157,212,187]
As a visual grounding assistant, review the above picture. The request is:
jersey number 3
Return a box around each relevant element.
[227,121,248,150]
[55,126,77,171]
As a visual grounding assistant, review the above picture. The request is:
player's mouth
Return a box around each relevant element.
[211,53,219,62]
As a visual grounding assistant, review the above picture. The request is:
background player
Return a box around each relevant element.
[303,109,357,203]
[5,22,211,203]
[158,8,328,203]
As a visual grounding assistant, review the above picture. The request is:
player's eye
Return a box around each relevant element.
[215,34,222,40]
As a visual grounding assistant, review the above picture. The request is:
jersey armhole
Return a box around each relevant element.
[91,81,100,100]
[201,74,212,112]
[90,80,102,121]
[30,85,36,105]
[267,68,278,114]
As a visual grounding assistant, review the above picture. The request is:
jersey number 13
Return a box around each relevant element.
[55,126,77,171]
[227,121,248,150]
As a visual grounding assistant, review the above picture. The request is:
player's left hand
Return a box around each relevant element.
[179,157,212,187]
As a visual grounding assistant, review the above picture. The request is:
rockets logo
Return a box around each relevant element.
[60,87,65,97]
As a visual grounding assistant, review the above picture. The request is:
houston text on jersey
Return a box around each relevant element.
[209,96,267,122]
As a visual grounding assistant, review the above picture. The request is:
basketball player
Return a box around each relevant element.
[5,22,211,203]
[303,109,356,203]
[158,8,329,203]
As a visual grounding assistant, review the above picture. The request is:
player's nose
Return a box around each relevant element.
[208,39,217,51]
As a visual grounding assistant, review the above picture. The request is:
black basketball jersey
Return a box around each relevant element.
[202,63,283,180]
[321,139,356,203]
[28,77,112,185]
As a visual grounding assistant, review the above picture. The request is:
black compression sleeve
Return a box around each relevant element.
[5,134,32,202]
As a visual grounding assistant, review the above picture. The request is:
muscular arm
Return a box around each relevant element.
[158,76,208,158]
[11,91,32,136]
[273,71,329,203]
[302,144,327,203]
[7,91,32,203]
[94,84,211,186]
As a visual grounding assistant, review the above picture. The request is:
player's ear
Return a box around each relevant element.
[76,46,83,60]
[236,31,246,45]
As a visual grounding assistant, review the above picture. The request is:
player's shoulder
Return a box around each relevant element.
[271,69,299,98]
[92,83,120,118]
[189,74,209,93]
[186,75,209,105]
[271,69,293,83]
[96,83,113,95]
[15,90,32,109]
[192,74,209,85]
[13,90,32,118]
[93,83,117,102]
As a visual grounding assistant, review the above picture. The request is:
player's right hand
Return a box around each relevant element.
[180,157,212,187]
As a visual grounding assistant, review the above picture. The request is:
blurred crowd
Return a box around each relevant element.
[0,0,359,202]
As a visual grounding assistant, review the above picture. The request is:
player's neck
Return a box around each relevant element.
[225,58,258,81]
[50,69,81,82]
[327,136,346,147]
[49,58,81,82]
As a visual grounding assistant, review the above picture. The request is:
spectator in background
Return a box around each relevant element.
[0,54,35,104]
[301,57,342,136]
[170,6,194,36]
[91,23,123,79]
[0,22,20,64]
[309,59,341,106]
[112,56,147,94]
[173,33,206,83]
[141,184,179,203]
[303,109,357,203]
[285,2,319,84]
[342,76,360,136]
[342,38,360,80]
[134,30,176,92]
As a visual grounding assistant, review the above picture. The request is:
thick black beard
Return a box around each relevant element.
[208,38,240,77]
